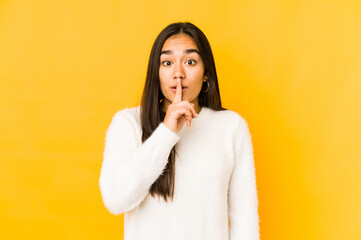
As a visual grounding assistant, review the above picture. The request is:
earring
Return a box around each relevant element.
[202,80,209,93]
[159,98,163,103]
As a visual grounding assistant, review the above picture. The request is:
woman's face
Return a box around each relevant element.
[159,34,207,112]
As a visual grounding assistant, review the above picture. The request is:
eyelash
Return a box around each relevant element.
[161,59,196,66]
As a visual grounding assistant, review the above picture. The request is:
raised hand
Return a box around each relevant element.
[163,78,198,134]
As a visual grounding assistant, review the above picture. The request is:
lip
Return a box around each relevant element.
[171,87,187,92]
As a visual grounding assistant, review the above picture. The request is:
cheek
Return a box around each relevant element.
[159,69,165,84]
[188,69,205,86]
[159,80,167,94]
[159,69,170,83]
[188,65,204,78]
[159,72,169,96]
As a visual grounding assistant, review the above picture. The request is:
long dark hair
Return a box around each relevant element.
[140,21,227,202]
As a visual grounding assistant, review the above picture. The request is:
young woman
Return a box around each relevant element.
[99,22,260,240]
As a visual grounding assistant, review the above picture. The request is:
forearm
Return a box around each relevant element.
[99,113,180,214]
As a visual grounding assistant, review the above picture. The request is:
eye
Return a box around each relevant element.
[186,59,196,65]
[161,60,171,66]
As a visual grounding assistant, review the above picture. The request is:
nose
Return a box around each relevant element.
[173,62,185,80]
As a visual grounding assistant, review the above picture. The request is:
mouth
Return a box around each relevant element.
[171,87,187,92]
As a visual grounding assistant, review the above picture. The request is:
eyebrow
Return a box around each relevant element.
[160,49,200,56]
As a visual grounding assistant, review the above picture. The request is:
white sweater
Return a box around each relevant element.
[99,106,260,240]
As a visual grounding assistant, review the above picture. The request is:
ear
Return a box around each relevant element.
[203,75,208,81]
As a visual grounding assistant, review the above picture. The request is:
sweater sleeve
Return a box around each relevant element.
[228,116,260,240]
[99,109,180,215]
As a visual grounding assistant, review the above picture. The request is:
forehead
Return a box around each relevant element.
[161,34,199,51]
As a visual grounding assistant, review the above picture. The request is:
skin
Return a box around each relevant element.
[160,34,209,133]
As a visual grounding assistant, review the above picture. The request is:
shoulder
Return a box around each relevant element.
[104,107,142,147]
[106,106,141,136]
[207,107,249,131]
[111,106,141,125]
[207,108,252,149]
[213,109,253,157]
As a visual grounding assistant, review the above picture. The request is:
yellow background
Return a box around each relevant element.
[1,0,360,239]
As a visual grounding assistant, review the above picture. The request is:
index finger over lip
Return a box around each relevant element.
[173,78,182,103]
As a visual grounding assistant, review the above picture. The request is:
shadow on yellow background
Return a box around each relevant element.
[0,0,360,239]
